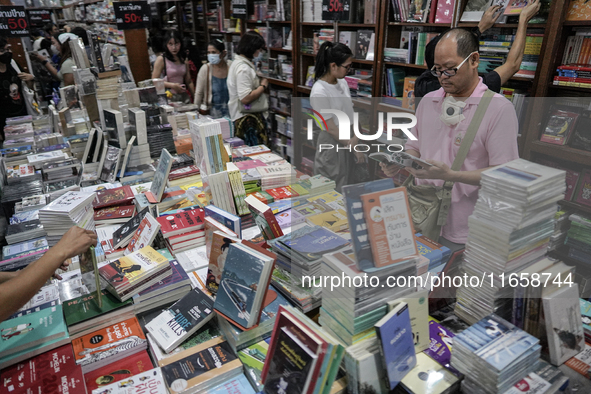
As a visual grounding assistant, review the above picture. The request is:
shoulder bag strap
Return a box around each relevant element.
[437,89,495,225]
[162,55,167,78]
[206,64,211,107]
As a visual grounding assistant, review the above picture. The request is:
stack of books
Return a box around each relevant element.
[258,163,295,189]
[455,159,568,324]
[93,204,136,226]
[168,165,201,188]
[147,124,176,159]
[96,75,119,100]
[268,225,350,312]
[5,220,46,245]
[451,314,541,393]
[38,191,96,246]
[99,246,173,301]
[157,208,206,254]
[565,214,591,263]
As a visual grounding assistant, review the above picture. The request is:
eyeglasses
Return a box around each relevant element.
[430,51,478,77]
[340,63,352,71]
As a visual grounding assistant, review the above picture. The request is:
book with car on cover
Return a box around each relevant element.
[375,302,417,389]
[146,287,215,353]
[214,243,276,330]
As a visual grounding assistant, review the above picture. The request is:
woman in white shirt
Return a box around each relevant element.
[227,31,269,146]
[310,41,364,191]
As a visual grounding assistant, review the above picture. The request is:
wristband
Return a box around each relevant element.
[41,60,48,65]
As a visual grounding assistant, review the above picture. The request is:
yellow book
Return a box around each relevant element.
[306,209,349,232]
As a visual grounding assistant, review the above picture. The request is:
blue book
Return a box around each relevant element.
[267,199,293,214]
[205,205,241,235]
[214,243,275,329]
[374,302,417,389]
[0,305,69,369]
[342,179,395,271]
[278,225,349,261]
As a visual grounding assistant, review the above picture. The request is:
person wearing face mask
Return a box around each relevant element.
[195,39,232,118]
[152,31,195,101]
[0,38,35,144]
[381,28,519,249]
[227,31,270,145]
[309,41,366,192]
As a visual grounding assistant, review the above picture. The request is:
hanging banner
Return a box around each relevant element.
[28,10,51,29]
[0,6,30,37]
[113,1,151,30]
[322,0,351,21]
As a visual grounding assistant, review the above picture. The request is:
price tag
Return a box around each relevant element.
[0,6,30,37]
[113,1,150,30]
[28,10,52,29]
[321,0,351,21]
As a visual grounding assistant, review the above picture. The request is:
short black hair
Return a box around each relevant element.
[209,38,225,53]
[39,38,52,52]
[440,28,479,59]
[71,27,89,46]
[236,31,266,59]
[43,22,57,35]
[0,37,7,49]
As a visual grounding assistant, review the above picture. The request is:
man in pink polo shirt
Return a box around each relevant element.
[382,28,519,248]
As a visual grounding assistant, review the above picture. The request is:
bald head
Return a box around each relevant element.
[438,28,479,59]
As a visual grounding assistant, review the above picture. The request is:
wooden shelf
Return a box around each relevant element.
[339,23,376,27]
[529,141,591,166]
[388,22,450,27]
[457,22,547,29]
[265,77,294,88]
[563,20,591,26]
[352,59,374,65]
[302,53,315,57]
[301,22,334,26]
[297,85,312,94]
[559,200,591,215]
[269,47,292,53]
[510,76,535,82]
[385,61,427,70]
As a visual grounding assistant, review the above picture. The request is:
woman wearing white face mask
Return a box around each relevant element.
[194,39,232,118]
[227,31,270,146]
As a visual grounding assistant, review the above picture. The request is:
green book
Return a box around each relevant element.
[63,290,133,327]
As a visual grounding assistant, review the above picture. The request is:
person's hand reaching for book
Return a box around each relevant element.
[520,0,541,23]
[479,6,503,33]
[55,226,97,261]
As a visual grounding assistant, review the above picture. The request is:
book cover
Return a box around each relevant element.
[146,287,215,353]
[375,302,417,389]
[424,319,459,375]
[112,207,150,249]
[356,30,373,60]
[402,77,417,110]
[504,0,528,14]
[2,237,48,260]
[280,225,350,261]
[567,0,591,21]
[360,187,418,268]
[565,343,591,378]
[435,0,455,23]
[124,213,161,255]
[80,245,102,308]
[543,284,585,365]
[245,194,284,241]
[71,317,147,371]
[160,338,241,394]
[63,290,133,327]
[461,0,490,21]
[94,186,135,209]
[574,169,591,207]
[214,243,275,329]
[208,373,256,394]
[388,291,429,353]
[540,109,580,145]
[264,326,318,394]
[90,367,167,394]
[207,231,242,294]
[204,205,241,236]
[306,209,349,233]
[0,345,85,394]
[157,208,205,238]
[0,305,67,359]
[84,351,153,392]
[148,149,174,203]
[400,353,459,393]
[137,259,191,298]
[94,205,136,222]
[99,246,169,290]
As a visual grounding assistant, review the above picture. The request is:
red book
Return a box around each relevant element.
[0,345,85,394]
[434,0,454,23]
[94,205,136,221]
[428,0,438,23]
[244,195,283,240]
[169,165,200,180]
[93,185,135,209]
[157,208,205,238]
[574,169,591,207]
[265,186,300,200]
[84,351,153,392]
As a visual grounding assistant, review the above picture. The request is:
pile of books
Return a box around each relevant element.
[38,191,96,246]
[99,246,172,301]
[455,159,567,324]
[451,314,541,393]
[565,214,591,263]
[157,208,206,254]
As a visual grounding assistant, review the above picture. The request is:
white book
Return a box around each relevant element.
[91,368,167,394]
[543,283,585,366]
[118,136,136,179]
[40,191,95,215]
[128,108,147,145]
[97,140,109,176]
[124,213,161,255]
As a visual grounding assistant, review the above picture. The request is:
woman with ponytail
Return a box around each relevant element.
[310,41,365,191]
